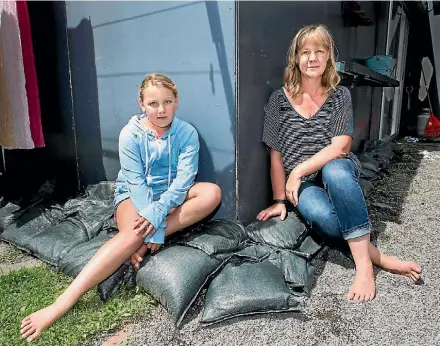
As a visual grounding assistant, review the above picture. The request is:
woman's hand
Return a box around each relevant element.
[257,203,287,221]
[286,171,302,207]
[133,216,156,238]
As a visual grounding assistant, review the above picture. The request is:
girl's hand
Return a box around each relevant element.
[133,217,156,237]
[257,203,287,221]
[286,172,302,207]
[145,242,161,253]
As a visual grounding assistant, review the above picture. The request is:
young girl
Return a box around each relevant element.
[20,73,221,342]
[257,24,421,302]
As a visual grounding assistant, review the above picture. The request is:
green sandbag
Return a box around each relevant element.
[62,200,114,240]
[97,261,136,302]
[0,202,22,233]
[177,219,248,256]
[245,212,308,250]
[84,181,116,201]
[200,261,301,326]
[0,180,57,233]
[229,244,271,262]
[3,218,89,266]
[2,182,116,267]
[136,244,223,327]
[0,206,68,265]
[292,235,323,260]
[279,250,314,295]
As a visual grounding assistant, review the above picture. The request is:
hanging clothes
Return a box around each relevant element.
[0,4,14,148]
[0,0,44,149]
[17,0,44,148]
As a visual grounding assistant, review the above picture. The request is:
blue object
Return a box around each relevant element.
[364,55,393,77]
[335,61,345,72]
[114,115,200,244]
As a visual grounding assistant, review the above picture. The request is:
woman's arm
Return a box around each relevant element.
[291,135,351,178]
[257,149,288,221]
[270,149,287,200]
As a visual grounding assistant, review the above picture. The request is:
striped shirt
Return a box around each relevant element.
[262,85,360,180]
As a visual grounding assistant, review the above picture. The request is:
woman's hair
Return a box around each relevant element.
[284,24,340,99]
[139,73,178,101]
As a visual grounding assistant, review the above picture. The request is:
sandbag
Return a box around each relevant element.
[229,243,271,262]
[359,160,381,173]
[177,219,248,256]
[84,181,116,201]
[200,261,301,326]
[359,178,374,197]
[136,244,223,327]
[61,182,115,240]
[279,250,314,295]
[360,167,381,181]
[2,214,89,266]
[0,202,24,233]
[292,234,323,260]
[97,261,136,302]
[0,180,58,233]
[62,199,114,239]
[245,212,308,250]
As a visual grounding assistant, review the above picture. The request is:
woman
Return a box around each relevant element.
[257,24,421,302]
[20,73,222,342]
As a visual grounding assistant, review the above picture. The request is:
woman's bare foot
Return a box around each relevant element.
[348,259,376,302]
[20,304,63,342]
[130,243,149,270]
[379,254,422,283]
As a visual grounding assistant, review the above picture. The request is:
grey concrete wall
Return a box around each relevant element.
[64,1,236,218]
[236,1,388,224]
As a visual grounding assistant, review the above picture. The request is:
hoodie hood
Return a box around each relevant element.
[127,114,183,189]
[128,114,181,139]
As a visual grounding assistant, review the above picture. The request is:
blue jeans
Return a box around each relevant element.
[296,158,371,248]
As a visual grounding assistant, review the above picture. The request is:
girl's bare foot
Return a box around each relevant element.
[20,304,62,342]
[380,254,422,283]
[348,259,376,302]
[130,243,149,270]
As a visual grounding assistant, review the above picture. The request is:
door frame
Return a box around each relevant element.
[379,0,409,140]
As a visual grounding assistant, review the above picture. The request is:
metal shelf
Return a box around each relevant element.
[337,61,400,88]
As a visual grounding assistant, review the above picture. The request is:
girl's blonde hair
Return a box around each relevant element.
[284,24,340,99]
[139,73,178,101]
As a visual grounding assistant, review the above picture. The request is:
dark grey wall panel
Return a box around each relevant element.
[237,1,386,224]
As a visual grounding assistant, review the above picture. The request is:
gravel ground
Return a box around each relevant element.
[124,142,440,346]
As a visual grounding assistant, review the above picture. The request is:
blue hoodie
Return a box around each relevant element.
[114,114,199,244]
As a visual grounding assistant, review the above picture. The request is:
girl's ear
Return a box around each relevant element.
[138,99,145,112]
[175,96,179,108]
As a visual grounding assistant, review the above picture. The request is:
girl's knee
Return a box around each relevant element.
[117,227,145,247]
[201,183,222,207]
